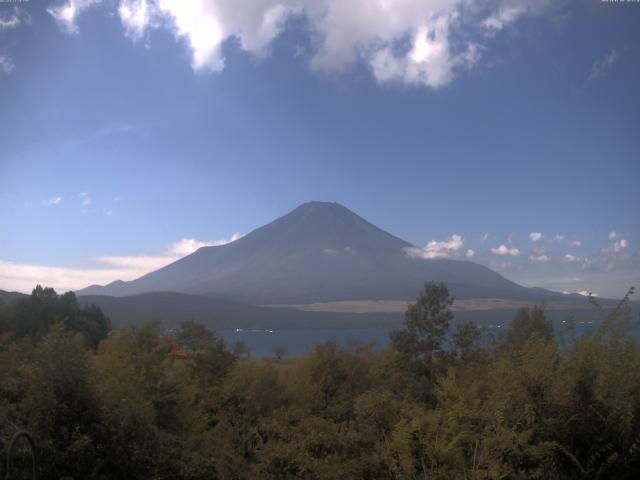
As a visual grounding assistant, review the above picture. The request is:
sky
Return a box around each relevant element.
[0,0,639,298]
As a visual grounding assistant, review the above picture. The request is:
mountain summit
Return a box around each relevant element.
[78,202,560,303]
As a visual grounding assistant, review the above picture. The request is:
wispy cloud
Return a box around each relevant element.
[95,233,244,270]
[595,235,631,271]
[482,5,525,32]
[78,191,91,211]
[43,196,63,206]
[602,238,629,256]
[0,55,14,76]
[0,7,24,30]
[0,233,244,293]
[588,49,621,83]
[48,0,100,34]
[549,234,581,248]
[529,253,549,262]
[0,260,144,295]
[118,0,153,40]
[166,234,243,256]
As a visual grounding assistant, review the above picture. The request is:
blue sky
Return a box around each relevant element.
[0,0,639,298]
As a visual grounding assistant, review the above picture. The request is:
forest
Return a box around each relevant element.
[0,283,638,479]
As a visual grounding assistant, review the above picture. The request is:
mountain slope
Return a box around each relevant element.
[77,202,567,304]
[78,292,402,330]
[78,292,628,333]
[0,289,28,304]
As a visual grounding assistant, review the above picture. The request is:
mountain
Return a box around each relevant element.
[0,289,28,304]
[78,292,620,333]
[77,201,571,304]
[77,292,402,330]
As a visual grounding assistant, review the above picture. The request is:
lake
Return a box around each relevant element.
[220,319,640,358]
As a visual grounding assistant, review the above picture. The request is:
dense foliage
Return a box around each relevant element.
[0,286,110,348]
[1,284,639,479]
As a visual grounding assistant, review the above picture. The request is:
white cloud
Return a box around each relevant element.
[608,230,617,240]
[148,0,297,71]
[0,7,23,30]
[600,237,629,271]
[166,233,243,256]
[96,233,243,268]
[156,0,226,71]
[304,0,492,89]
[550,235,583,248]
[480,233,490,242]
[613,239,628,254]
[0,233,244,293]
[578,290,597,297]
[119,0,153,40]
[466,248,475,258]
[529,253,549,262]
[0,260,144,294]
[322,248,338,256]
[368,15,480,89]
[0,55,14,75]
[491,244,519,256]
[78,191,91,210]
[529,232,542,242]
[44,196,63,206]
[405,234,464,260]
[588,49,620,83]
[92,254,175,270]
[48,0,100,34]
[482,5,525,31]
[559,254,592,270]
[45,0,557,89]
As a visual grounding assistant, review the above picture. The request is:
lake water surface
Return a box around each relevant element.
[220,320,640,358]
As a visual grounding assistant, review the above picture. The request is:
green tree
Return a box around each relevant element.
[452,320,483,361]
[0,325,103,479]
[175,319,215,353]
[389,281,454,403]
[503,305,553,349]
[93,322,205,479]
[292,341,372,423]
[0,286,110,348]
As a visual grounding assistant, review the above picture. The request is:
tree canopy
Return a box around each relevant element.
[1,285,638,479]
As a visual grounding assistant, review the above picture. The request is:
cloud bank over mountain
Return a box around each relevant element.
[0,234,243,293]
